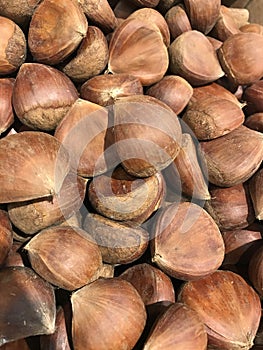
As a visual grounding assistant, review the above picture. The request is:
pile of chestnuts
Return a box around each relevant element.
[0,0,263,349]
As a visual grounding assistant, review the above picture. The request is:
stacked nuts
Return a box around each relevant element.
[0,0,263,349]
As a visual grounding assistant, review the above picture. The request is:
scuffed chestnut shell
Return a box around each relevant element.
[178,270,261,350]
[88,166,165,223]
[80,73,143,107]
[83,213,149,265]
[12,63,78,131]
[0,16,26,75]
[7,173,87,235]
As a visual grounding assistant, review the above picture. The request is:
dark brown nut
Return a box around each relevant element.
[62,26,109,83]
[28,0,88,65]
[83,212,149,265]
[247,113,263,133]
[205,183,255,231]
[249,168,263,220]
[178,270,261,350]
[0,16,26,75]
[25,226,103,291]
[243,80,263,115]
[88,166,165,223]
[0,266,56,346]
[200,126,263,187]
[80,73,143,107]
[168,30,224,86]
[119,263,175,305]
[151,201,225,280]
[248,245,263,297]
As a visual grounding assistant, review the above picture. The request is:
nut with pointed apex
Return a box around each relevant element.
[55,98,119,177]
[0,266,56,346]
[146,75,193,115]
[7,173,87,235]
[0,131,70,203]
[182,96,245,140]
[78,0,118,33]
[163,133,210,200]
[218,32,263,85]
[28,0,88,65]
[128,8,170,46]
[169,30,224,86]
[108,18,169,86]
[178,270,261,350]
[200,126,263,187]
[165,5,192,40]
[243,80,263,115]
[113,95,182,177]
[143,303,208,350]
[151,201,225,280]
[205,183,255,231]
[12,63,78,131]
[25,226,103,291]
[184,0,221,34]
[71,278,146,350]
